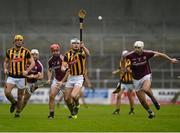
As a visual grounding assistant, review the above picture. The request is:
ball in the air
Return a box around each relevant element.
[98,16,102,20]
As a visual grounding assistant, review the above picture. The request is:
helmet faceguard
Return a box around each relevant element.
[134,41,144,54]
[71,38,80,44]
[70,38,80,51]
[134,41,144,49]
[31,49,39,60]
[31,49,39,54]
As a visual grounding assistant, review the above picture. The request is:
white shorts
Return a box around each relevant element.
[65,75,84,88]
[51,78,65,91]
[133,74,152,91]
[121,83,134,91]
[6,77,26,89]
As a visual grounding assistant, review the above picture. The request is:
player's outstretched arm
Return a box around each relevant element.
[112,69,120,75]
[154,51,179,64]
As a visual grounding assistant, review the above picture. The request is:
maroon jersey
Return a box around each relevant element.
[27,60,43,83]
[48,55,65,81]
[125,50,155,80]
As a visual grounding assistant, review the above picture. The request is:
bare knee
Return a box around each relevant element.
[71,93,76,99]
[117,94,121,99]
[49,94,55,101]
[4,89,12,96]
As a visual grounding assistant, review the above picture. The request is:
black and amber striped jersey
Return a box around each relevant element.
[64,49,86,75]
[6,46,31,78]
[120,59,133,84]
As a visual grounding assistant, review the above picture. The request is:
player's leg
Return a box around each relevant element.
[70,75,84,118]
[134,78,155,118]
[5,84,17,113]
[79,86,88,108]
[136,90,155,119]
[71,85,82,115]
[4,77,17,113]
[14,88,26,118]
[127,89,135,115]
[142,80,160,110]
[84,74,93,89]
[48,85,60,118]
[112,89,123,115]
[57,92,64,108]
[20,89,31,111]
[64,77,75,118]
[21,83,35,112]
[64,88,74,117]
[14,78,29,117]
[4,84,16,104]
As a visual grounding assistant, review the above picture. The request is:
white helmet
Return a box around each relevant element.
[122,50,128,56]
[134,41,144,49]
[31,49,39,54]
[70,38,80,44]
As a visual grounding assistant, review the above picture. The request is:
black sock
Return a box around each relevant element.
[67,103,74,114]
[15,110,20,115]
[151,96,157,103]
[50,111,54,116]
[74,98,79,107]
[116,109,120,111]
[7,96,16,104]
[130,107,134,112]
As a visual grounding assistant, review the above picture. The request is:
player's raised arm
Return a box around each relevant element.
[80,41,90,56]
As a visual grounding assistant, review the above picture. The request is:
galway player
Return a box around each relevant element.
[122,41,179,118]
[21,49,44,112]
[47,43,68,118]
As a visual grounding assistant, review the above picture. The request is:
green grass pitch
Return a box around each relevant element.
[0,104,180,132]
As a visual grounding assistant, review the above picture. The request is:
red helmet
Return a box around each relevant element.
[50,43,60,51]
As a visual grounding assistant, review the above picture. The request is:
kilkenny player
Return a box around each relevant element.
[3,35,35,118]
[122,41,179,118]
[112,50,135,115]
[64,38,90,119]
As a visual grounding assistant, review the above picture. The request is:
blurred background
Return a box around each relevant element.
[0,0,180,89]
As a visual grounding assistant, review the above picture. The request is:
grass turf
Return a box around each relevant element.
[0,104,180,132]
